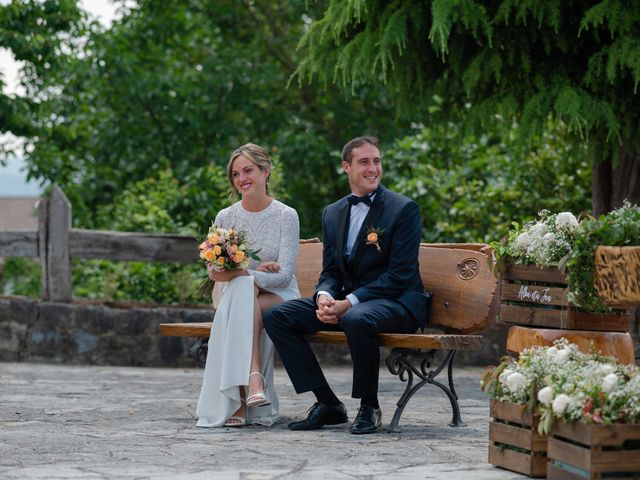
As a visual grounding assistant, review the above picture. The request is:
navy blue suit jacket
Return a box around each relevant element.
[315,185,430,328]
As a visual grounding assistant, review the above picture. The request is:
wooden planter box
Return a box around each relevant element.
[547,420,640,479]
[594,246,640,307]
[488,400,547,477]
[499,264,630,332]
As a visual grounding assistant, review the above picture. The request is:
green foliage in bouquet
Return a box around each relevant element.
[567,202,640,310]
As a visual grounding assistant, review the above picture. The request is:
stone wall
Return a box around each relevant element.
[1,296,637,368]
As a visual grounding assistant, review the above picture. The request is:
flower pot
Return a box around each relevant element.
[594,246,640,307]
[499,264,630,332]
[547,420,640,479]
[488,400,547,477]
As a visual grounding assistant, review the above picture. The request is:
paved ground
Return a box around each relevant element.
[0,362,527,479]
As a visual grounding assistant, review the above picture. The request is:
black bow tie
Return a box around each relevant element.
[348,194,373,207]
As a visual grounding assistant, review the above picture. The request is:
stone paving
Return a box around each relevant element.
[0,362,527,479]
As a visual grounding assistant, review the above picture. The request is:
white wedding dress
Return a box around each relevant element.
[196,199,300,427]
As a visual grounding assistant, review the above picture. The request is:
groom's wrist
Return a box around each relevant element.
[346,293,359,307]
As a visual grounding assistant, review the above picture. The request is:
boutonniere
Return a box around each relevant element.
[365,226,384,252]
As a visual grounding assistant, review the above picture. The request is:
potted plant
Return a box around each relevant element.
[491,204,639,331]
[482,340,640,478]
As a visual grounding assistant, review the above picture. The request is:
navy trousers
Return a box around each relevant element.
[263,297,418,399]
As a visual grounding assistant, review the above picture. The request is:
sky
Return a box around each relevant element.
[0,0,121,196]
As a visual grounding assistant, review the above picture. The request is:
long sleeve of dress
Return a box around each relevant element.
[247,207,299,289]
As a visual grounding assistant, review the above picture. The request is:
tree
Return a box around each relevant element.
[295,0,640,214]
[0,0,409,238]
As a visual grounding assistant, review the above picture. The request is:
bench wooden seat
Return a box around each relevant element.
[160,241,499,431]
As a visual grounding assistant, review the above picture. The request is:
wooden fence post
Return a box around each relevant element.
[37,198,49,300]
[40,186,72,302]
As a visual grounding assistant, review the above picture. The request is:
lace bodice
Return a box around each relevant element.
[214,199,300,289]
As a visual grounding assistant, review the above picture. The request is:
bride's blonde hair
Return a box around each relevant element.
[226,143,272,199]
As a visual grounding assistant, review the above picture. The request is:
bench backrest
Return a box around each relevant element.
[294,240,499,334]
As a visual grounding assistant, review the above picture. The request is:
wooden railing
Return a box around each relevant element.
[0,186,199,301]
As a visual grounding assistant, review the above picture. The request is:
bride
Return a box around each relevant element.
[196,143,300,427]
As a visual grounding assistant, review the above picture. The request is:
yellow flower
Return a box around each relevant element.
[204,250,215,262]
[230,244,239,254]
[207,233,219,244]
[217,257,225,265]
[212,245,222,256]
[367,232,378,243]
[233,251,245,263]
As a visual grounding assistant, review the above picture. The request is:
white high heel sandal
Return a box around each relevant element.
[246,372,270,408]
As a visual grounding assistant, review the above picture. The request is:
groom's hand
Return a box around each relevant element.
[316,297,352,324]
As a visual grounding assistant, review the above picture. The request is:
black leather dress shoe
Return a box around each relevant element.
[288,402,348,430]
[350,405,382,434]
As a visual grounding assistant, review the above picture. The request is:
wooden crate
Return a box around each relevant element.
[488,400,547,477]
[547,420,640,479]
[594,246,640,307]
[499,264,630,332]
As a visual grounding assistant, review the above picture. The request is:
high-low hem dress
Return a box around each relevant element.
[195,199,300,427]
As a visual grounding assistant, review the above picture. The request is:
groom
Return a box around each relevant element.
[263,136,429,434]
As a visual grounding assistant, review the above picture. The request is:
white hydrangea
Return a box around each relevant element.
[505,372,528,393]
[530,222,548,237]
[555,212,579,232]
[556,348,571,364]
[552,394,571,414]
[513,232,530,253]
[602,373,619,393]
[537,386,554,405]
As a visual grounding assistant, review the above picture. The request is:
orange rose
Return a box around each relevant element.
[233,251,245,263]
[207,233,219,244]
[230,244,239,254]
[367,232,378,243]
[204,250,215,261]
[212,245,222,256]
[217,257,225,265]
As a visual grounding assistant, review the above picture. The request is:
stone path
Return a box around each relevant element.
[0,363,527,479]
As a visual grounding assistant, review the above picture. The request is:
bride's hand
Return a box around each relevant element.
[208,263,243,282]
[256,261,280,273]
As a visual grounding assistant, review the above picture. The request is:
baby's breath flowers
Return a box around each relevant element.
[482,340,640,434]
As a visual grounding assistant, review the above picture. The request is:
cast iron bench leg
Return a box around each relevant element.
[385,348,465,432]
[189,338,209,366]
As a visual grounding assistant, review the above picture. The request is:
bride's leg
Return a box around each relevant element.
[248,288,284,399]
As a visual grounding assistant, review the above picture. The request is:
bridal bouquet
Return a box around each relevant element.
[195,224,260,299]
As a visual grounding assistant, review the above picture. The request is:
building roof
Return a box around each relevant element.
[0,197,39,230]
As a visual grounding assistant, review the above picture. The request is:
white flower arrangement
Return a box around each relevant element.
[481,339,640,434]
[499,210,580,267]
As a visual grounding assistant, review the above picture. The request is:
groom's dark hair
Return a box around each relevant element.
[342,136,380,164]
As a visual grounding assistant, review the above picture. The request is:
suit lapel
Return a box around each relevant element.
[335,200,350,273]
[348,187,386,269]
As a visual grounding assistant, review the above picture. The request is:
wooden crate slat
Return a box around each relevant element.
[553,420,640,446]
[590,451,640,473]
[490,421,537,452]
[499,304,631,332]
[546,462,593,480]
[504,264,567,283]
[548,437,592,471]
[501,282,569,306]
[488,445,547,478]
[549,422,640,478]
[490,400,536,427]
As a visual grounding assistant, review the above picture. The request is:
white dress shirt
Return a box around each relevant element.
[318,193,376,307]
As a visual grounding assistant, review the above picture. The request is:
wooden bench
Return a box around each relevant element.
[160,241,499,431]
